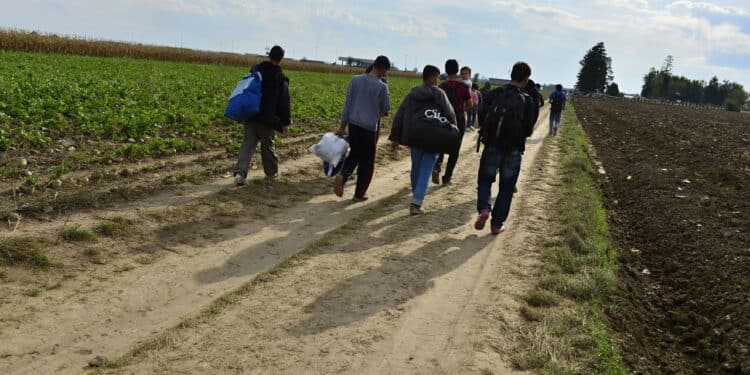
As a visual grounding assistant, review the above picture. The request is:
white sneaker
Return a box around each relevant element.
[234,173,246,186]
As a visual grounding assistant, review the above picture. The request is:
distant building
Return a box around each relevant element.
[300,58,331,65]
[488,78,511,86]
[338,56,375,68]
[338,56,400,71]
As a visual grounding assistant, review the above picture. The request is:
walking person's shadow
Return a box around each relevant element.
[288,232,494,336]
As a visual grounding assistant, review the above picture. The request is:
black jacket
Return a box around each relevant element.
[250,61,291,131]
[524,81,541,126]
[389,85,457,146]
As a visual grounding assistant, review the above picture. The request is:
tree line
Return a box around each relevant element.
[574,42,748,112]
[641,56,748,111]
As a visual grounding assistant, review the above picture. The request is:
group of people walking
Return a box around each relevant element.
[232,45,567,235]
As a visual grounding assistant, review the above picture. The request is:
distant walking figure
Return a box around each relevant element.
[432,59,473,186]
[234,45,291,185]
[548,84,567,136]
[333,55,392,201]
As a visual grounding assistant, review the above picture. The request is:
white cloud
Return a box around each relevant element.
[667,1,750,17]
[595,0,649,10]
[3,0,748,92]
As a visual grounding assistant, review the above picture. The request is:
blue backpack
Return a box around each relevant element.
[225,66,262,122]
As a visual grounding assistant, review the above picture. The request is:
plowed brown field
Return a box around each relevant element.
[576,98,750,374]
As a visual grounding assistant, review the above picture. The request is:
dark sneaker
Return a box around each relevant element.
[475,210,490,230]
[409,203,424,215]
[234,172,246,186]
[491,225,506,235]
[432,170,440,184]
[333,175,345,197]
[442,176,452,185]
[352,195,369,203]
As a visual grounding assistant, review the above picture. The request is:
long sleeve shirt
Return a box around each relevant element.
[340,74,391,132]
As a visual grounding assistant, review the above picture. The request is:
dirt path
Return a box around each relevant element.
[110,106,556,374]
[1,146,412,373]
[2,106,558,374]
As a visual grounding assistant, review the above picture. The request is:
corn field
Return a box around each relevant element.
[0,29,418,77]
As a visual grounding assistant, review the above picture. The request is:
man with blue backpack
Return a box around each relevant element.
[475,62,536,235]
[548,84,567,136]
[232,45,291,185]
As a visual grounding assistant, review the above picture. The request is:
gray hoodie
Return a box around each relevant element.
[389,85,457,146]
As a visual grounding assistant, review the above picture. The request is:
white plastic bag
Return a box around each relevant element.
[309,133,349,166]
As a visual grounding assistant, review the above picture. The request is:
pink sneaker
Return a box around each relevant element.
[491,225,506,235]
[475,210,490,230]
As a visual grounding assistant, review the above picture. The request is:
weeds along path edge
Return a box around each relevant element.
[507,104,628,373]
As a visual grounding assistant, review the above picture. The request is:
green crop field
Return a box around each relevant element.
[0,51,418,178]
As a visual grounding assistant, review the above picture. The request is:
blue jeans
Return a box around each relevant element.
[476,144,523,227]
[467,112,476,128]
[549,112,562,135]
[410,148,439,206]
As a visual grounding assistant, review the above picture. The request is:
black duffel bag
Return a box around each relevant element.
[403,100,461,154]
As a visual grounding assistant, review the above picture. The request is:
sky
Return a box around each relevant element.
[1,0,749,93]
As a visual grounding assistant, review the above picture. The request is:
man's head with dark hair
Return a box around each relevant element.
[536,83,541,89]
[373,55,391,73]
[445,59,459,76]
[269,45,285,63]
[472,83,479,90]
[556,84,563,91]
[422,65,440,85]
[510,62,531,85]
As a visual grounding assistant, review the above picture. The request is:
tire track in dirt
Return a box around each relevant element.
[361,106,552,375]
[0,139,413,374]
[116,106,554,374]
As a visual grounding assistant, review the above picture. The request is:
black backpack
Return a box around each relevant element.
[405,99,461,154]
[550,92,564,112]
[479,86,530,145]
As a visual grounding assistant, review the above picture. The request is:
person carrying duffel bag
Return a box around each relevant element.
[389,65,459,215]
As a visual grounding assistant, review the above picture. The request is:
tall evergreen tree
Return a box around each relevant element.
[575,42,613,93]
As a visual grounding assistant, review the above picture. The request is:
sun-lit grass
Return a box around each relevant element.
[0,236,50,268]
[512,103,628,374]
[0,47,419,177]
[61,225,96,242]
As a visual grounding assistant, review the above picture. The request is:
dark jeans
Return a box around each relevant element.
[234,121,278,178]
[340,123,378,198]
[549,111,562,135]
[476,143,523,228]
[434,115,466,182]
